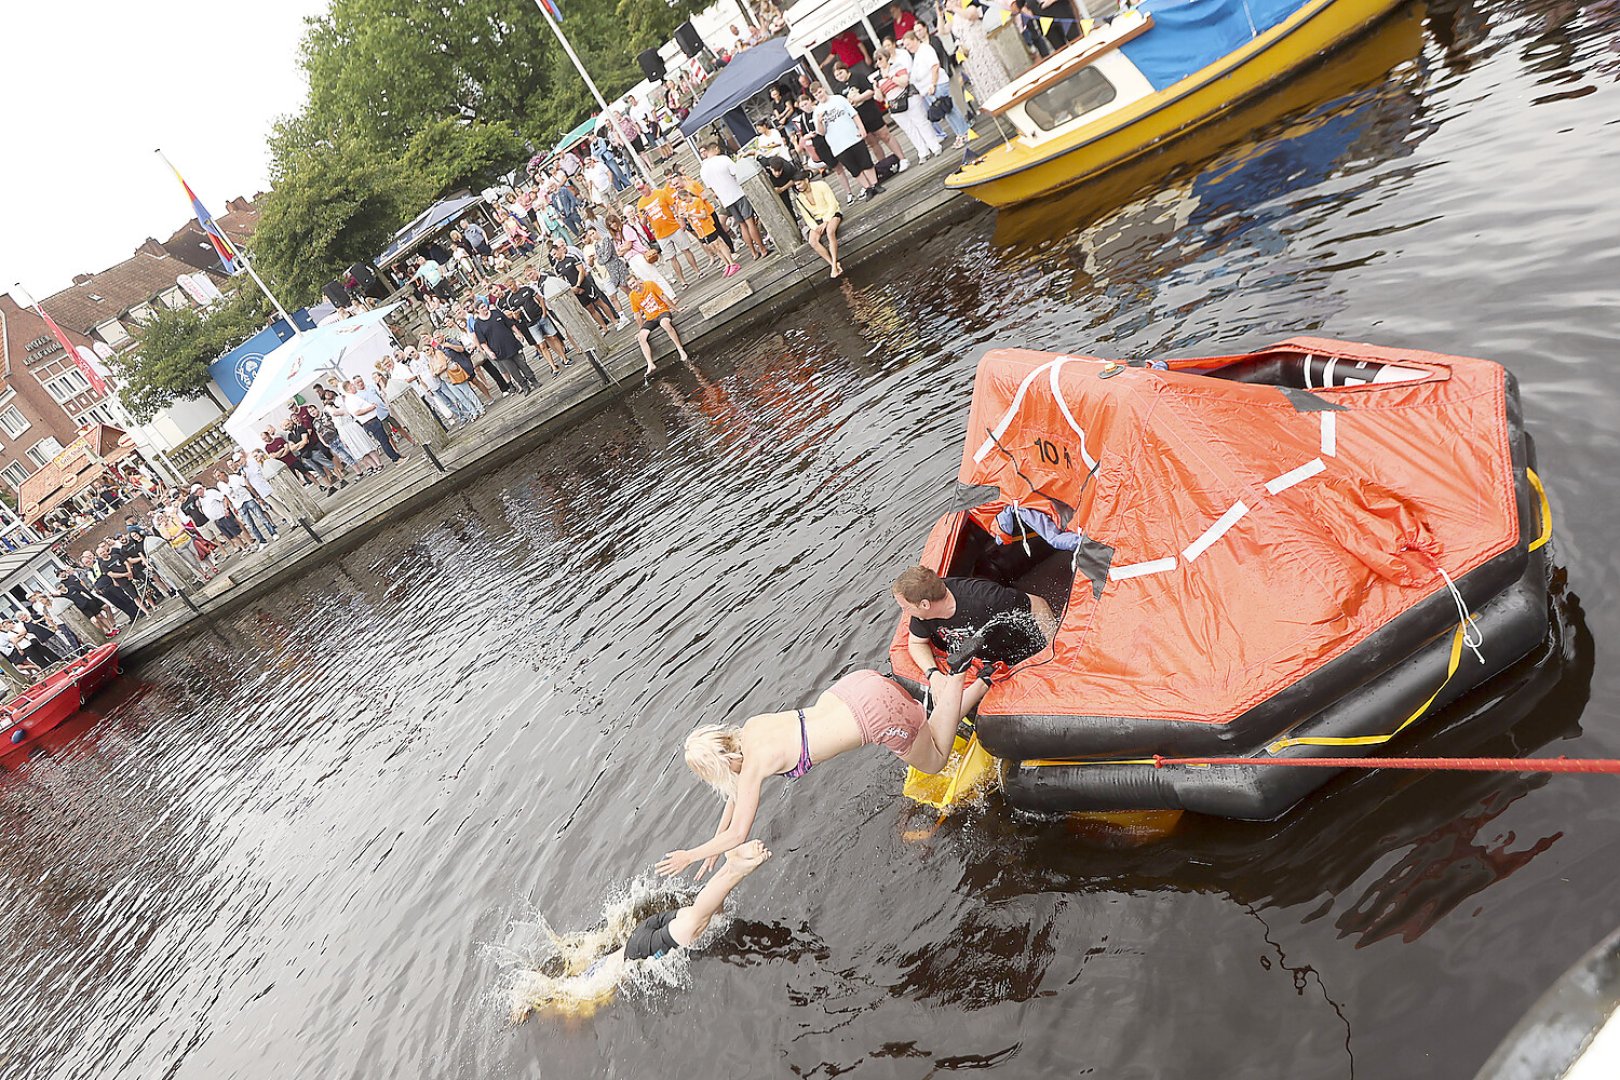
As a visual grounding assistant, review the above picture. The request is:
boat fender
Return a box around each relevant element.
[9,728,24,745]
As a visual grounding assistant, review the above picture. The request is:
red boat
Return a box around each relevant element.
[1,644,121,760]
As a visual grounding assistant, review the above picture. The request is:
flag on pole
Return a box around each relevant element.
[160,154,243,275]
[538,0,561,21]
[34,304,108,396]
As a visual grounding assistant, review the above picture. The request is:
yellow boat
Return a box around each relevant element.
[947,0,1407,208]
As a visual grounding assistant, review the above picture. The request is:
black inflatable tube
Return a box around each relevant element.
[999,533,1550,819]
[977,373,1538,762]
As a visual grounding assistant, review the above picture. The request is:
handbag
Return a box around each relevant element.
[888,89,910,114]
[926,94,952,123]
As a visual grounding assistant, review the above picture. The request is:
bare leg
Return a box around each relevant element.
[667,841,771,946]
[638,328,655,374]
[807,226,834,271]
[661,317,688,362]
[901,671,991,774]
[826,218,843,278]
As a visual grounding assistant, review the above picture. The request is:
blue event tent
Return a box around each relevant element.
[375,194,484,268]
[678,37,802,137]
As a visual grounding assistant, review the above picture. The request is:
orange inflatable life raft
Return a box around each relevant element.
[888,338,1552,820]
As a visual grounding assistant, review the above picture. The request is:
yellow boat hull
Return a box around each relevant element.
[947,0,1407,208]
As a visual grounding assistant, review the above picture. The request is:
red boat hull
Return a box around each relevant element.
[1,644,121,761]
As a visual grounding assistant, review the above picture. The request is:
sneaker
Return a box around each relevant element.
[898,158,911,173]
[723,263,740,278]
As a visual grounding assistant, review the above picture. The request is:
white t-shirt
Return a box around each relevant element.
[201,488,230,521]
[409,355,442,393]
[908,41,944,95]
[243,459,274,499]
[814,96,863,155]
[225,474,253,504]
[699,154,746,208]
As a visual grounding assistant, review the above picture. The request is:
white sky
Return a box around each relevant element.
[0,0,330,298]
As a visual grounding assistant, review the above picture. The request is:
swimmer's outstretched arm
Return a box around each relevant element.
[657,763,767,877]
[694,798,737,878]
[668,841,772,947]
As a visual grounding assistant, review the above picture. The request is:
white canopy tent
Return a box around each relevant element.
[223,304,402,451]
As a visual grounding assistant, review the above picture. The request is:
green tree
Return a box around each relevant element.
[400,119,529,205]
[253,133,409,305]
[112,283,270,422]
[292,0,705,153]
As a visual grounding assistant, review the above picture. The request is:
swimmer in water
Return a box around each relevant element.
[655,669,968,877]
[511,842,772,1021]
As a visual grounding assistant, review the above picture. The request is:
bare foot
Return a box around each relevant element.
[725,840,771,875]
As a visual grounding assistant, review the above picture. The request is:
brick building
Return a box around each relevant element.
[0,293,118,494]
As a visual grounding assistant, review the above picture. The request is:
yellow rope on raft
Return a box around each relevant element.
[1264,619,1467,753]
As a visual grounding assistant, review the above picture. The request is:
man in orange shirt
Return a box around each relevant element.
[627,272,689,380]
[635,178,703,286]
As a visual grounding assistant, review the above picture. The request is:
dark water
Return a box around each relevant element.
[7,3,1620,1076]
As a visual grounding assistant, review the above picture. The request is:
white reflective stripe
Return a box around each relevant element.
[1320,412,1336,457]
[1264,457,1325,495]
[1182,500,1249,563]
[1048,361,1099,470]
[1109,556,1177,581]
[1303,355,1314,389]
[1324,357,1338,386]
[973,357,1069,463]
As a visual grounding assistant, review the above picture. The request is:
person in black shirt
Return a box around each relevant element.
[832,62,905,167]
[54,572,116,637]
[471,298,541,394]
[506,279,566,375]
[549,240,619,331]
[892,565,1057,728]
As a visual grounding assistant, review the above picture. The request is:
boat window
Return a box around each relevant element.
[1025,67,1117,131]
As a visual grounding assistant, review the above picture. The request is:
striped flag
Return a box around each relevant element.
[35,304,108,396]
[160,153,243,275]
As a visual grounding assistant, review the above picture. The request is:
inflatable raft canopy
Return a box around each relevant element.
[891,338,1552,820]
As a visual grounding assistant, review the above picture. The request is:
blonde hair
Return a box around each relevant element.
[684,724,744,801]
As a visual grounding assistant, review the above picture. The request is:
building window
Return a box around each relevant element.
[75,402,120,427]
[1,462,29,490]
[0,406,29,439]
[26,437,65,467]
[97,319,131,347]
[42,368,93,403]
[129,303,155,325]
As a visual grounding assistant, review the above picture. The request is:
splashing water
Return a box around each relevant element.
[489,872,732,1023]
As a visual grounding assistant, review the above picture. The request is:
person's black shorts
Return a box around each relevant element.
[639,315,672,332]
[217,516,242,540]
[624,909,681,961]
[836,140,874,176]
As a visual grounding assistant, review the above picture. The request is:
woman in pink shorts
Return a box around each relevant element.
[655,669,969,878]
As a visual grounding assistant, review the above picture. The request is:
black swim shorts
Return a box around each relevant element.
[624,909,681,961]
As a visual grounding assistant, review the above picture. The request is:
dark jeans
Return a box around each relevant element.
[362,417,401,461]
[493,352,540,393]
[479,358,514,393]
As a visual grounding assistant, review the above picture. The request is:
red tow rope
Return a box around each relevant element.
[1151,755,1620,774]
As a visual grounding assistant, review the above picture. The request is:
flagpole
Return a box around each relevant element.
[531,1,658,184]
[154,149,304,336]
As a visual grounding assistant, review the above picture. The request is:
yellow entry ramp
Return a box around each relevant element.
[904,732,997,813]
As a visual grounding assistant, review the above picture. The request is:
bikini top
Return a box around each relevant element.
[780,709,814,779]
